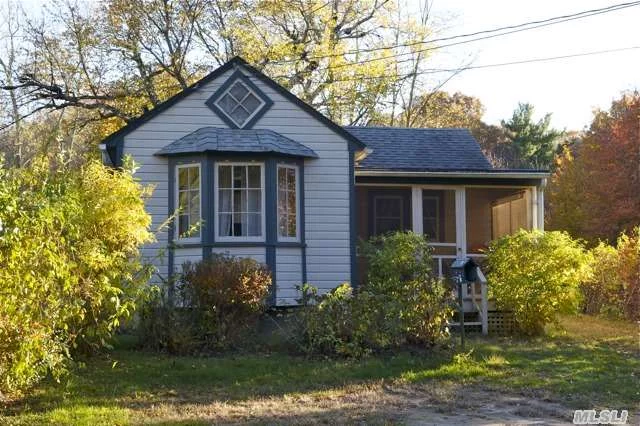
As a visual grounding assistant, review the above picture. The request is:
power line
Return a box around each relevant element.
[270,1,640,66]
[306,45,640,84]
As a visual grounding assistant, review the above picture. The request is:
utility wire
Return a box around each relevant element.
[270,0,640,66]
[307,45,640,83]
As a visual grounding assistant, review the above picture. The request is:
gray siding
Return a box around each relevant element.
[275,247,304,305]
[211,247,266,264]
[122,65,352,302]
[173,247,202,274]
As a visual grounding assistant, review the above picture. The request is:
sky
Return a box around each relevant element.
[12,0,640,131]
[422,0,640,130]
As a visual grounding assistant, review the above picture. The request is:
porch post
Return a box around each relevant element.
[536,179,546,231]
[411,186,423,235]
[530,186,538,230]
[455,187,467,260]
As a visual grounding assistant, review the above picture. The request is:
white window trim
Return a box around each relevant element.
[216,80,266,128]
[214,161,266,242]
[175,163,202,243]
[277,164,300,242]
[373,195,404,235]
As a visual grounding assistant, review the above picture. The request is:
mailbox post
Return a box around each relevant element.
[450,258,478,350]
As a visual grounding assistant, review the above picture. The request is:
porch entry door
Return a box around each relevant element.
[368,189,412,237]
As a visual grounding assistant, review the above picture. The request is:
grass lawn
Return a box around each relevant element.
[1,315,638,425]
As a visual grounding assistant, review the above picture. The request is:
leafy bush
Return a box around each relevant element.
[616,228,639,321]
[581,243,621,317]
[0,158,153,394]
[139,254,272,353]
[297,232,452,357]
[486,230,592,335]
[583,228,640,321]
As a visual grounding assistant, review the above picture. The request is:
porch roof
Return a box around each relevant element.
[345,126,547,177]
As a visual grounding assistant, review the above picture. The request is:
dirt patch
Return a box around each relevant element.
[139,382,579,425]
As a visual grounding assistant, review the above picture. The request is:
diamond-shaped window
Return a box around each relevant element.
[206,73,272,129]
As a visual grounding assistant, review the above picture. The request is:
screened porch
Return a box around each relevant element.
[355,184,544,284]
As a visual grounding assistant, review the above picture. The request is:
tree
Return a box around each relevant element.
[546,145,588,237]
[546,92,640,243]
[580,92,640,241]
[0,157,153,393]
[0,1,441,139]
[391,91,485,128]
[501,102,563,169]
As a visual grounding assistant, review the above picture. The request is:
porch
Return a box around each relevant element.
[355,182,545,333]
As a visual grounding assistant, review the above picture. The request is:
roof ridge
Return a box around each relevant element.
[344,125,470,131]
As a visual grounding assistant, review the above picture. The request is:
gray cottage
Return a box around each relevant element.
[100,57,548,310]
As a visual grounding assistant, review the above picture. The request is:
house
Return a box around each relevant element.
[99,56,548,308]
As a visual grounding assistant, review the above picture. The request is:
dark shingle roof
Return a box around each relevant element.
[344,126,493,172]
[155,127,318,158]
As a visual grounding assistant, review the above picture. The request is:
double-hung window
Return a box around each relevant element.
[176,164,201,241]
[277,165,299,241]
[216,163,264,241]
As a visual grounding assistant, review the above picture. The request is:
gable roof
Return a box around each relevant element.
[100,57,365,150]
[155,127,318,158]
[345,126,494,172]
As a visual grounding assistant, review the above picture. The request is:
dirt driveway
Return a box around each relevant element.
[141,382,581,425]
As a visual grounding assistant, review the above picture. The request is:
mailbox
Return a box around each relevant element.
[450,257,478,283]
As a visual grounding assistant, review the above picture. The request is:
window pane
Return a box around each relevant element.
[229,82,249,101]
[188,167,199,189]
[219,213,232,236]
[376,197,401,217]
[247,213,261,236]
[423,197,438,217]
[178,168,188,190]
[178,191,188,211]
[219,166,231,188]
[219,189,232,212]
[424,218,438,240]
[247,189,261,212]
[287,215,296,237]
[233,212,243,236]
[277,167,297,239]
[288,191,296,215]
[230,106,250,125]
[217,93,237,114]
[178,214,189,235]
[278,189,287,211]
[287,168,296,191]
[233,189,245,212]
[189,212,200,237]
[248,166,261,188]
[278,168,287,190]
[278,215,287,236]
[376,218,402,235]
[243,93,261,113]
[189,192,200,215]
[233,166,246,188]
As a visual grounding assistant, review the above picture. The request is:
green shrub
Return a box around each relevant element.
[583,228,640,321]
[616,228,639,321]
[486,230,592,335]
[581,243,621,317]
[139,254,272,353]
[179,254,272,350]
[297,232,452,357]
[0,158,153,394]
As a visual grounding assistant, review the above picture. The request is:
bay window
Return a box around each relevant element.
[175,163,201,241]
[216,163,264,240]
[277,165,298,241]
